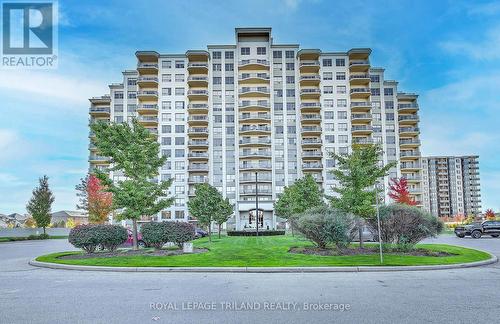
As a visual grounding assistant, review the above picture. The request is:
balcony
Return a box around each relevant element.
[239,125,271,135]
[188,176,208,184]
[350,87,371,98]
[137,63,158,74]
[299,74,321,85]
[239,162,272,171]
[89,106,110,117]
[398,115,419,125]
[188,164,209,171]
[301,126,322,135]
[302,138,322,147]
[300,88,321,99]
[88,143,97,151]
[146,128,158,136]
[88,155,111,164]
[349,73,370,85]
[399,127,420,136]
[349,60,370,72]
[188,127,209,137]
[401,162,422,171]
[399,139,420,148]
[352,138,374,145]
[400,150,420,159]
[301,114,321,123]
[239,138,272,146]
[187,89,208,99]
[187,115,209,125]
[137,76,158,87]
[188,152,209,160]
[187,103,209,113]
[240,174,272,183]
[239,150,272,158]
[187,62,209,73]
[351,113,372,122]
[240,188,273,195]
[302,150,322,159]
[239,101,270,111]
[238,59,270,70]
[302,162,323,170]
[299,60,320,72]
[239,113,271,122]
[188,139,209,148]
[351,125,373,135]
[239,87,270,97]
[137,115,158,126]
[239,73,270,84]
[398,103,419,113]
[137,104,158,114]
[300,102,321,111]
[137,90,158,100]
[350,101,372,112]
[187,75,209,87]
[402,175,422,182]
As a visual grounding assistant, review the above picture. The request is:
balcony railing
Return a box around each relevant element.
[239,101,270,108]
[401,162,422,169]
[137,116,158,123]
[352,125,372,131]
[300,88,321,95]
[240,188,273,195]
[240,175,272,182]
[239,59,269,67]
[239,138,272,145]
[188,140,209,146]
[188,128,208,134]
[299,60,320,67]
[301,114,321,120]
[400,150,420,157]
[300,102,321,109]
[90,107,110,113]
[188,116,209,122]
[137,76,158,83]
[240,151,272,157]
[240,125,271,132]
[302,138,322,145]
[137,63,158,69]
[302,126,322,132]
[399,127,419,133]
[239,73,270,80]
[187,62,208,69]
[350,101,371,108]
[398,103,419,110]
[188,176,208,184]
[398,115,419,122]
[187,90,208,96]
[350,88,370,94]
[187,76,208,82]
[137,90,158,96]
[239,113,271,120]
[349,73,370,80]
[188,152,209,158]
[399,139,420,145]
[349,60,370,66]
[351,113,372,120]
[188,164,209,171]
[302,151,322,157]
[302,163,323,169]
[352,138,374,145]
[240,163,272,169]
[239,87,270,94]
[300,75,321,81]
[137,104,158,111]
[188,103,209,110]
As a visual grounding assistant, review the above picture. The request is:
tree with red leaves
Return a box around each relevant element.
[76,174,113,224]
[388,177,418,206]
[485,209,496,220]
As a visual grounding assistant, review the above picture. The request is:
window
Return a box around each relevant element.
[322,59,332,67]
[225,51,234,59]
[213,77,222,84]
[225,63,234,71]
[338,123,348,131]
[325,123,334,131]
[273,51,282,58]
[114,116,123,123]
[335,58,345,66]
[325,135,335,143]
[337,99,347,107]
[175,87,184,96]
[225,77,234,84]
[323,86,333,94]
[324,99,334,108]
[213,63,221,71]
[257,47,266,55]
[285,50,294,58]
[323,72,333,80]
[162,125,171,133]
[114,92,123,99]
[175,101,184,110]
[161,113,171,122]
[386,113,394,121]
[162,101,171,110]
[175,74,184,82]
[162,74,171,82]
[161,137,171,145]
[384,88,394,96]
[175,137,184,145]
[241,47,250,55]
[338,111,347,119]
[175,211,184,219]
[212,51,221,59]
[385,101,394,109]
[371,88,380,96]
[285,63,294,70]
[127,78,136,86]
[175,125,184,133]
[324,111,334,119]
[286,89,295,97]
[339,135,348,143]
[286,76,295,84]
[175,60,184,69]
[114,104,123,112]
[336,72,346,80]
[162,60,171,69]
[127,92,136,99]
[162,88,171,96]
[370,75,380,82]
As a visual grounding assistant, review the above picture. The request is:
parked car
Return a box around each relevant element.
[455,221,500,239]
[125,229,147,248]
[195,228,208,238]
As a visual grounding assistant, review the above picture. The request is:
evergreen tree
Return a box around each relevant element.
[26,175,55,234]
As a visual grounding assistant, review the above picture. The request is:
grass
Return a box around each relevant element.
[35,235,491,267]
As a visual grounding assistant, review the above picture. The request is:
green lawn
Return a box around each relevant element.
[36,235,491,267]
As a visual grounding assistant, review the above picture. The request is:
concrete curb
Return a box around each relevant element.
[29,253,498,273]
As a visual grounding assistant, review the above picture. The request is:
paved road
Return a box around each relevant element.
[0,235,499,324]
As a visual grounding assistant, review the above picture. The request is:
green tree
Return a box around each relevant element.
[187,183,224,242]
[213,197,234,239]
[26,175,55,234]
[91,120,174,250]
[329,144,395,248]
[274,174,324,235]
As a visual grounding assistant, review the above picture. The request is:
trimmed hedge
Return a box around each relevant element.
[227,230,285,236]
[141,221,196,249]
[69,224,127,253]
[0,234,50,242]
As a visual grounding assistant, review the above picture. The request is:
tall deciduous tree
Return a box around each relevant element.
[187,183,226,242]
[76,174,114,223]
[213,197,234,239]
[91,120,174,250]
[329,144,395,248]
[274,174,325,234]
[388,177,418,206]
[26,175,55,234]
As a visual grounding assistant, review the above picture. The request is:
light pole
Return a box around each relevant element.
[255,171,259,237]
[375,181,383,264]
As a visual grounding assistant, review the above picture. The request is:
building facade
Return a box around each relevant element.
[421,155,481,217]
[88,27,423,229]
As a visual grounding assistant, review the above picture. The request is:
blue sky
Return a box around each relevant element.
[0,0,499,214]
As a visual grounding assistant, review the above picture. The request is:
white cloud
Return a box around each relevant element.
[466,1,500,16]
[439,24,500,60]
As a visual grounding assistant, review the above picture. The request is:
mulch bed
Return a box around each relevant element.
[289,246,455,257]
[58,248,209,260]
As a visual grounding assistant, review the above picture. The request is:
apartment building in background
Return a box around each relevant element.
[421,155,481,217]
[88,27,423,229]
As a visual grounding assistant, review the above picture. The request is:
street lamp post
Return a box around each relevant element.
[375,181,383,264]
[255,172,259,237]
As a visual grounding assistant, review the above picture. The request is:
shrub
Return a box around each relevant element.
[291,206,355,249]
[366,204,443,250]
[227,230,285,236]
[69,224,127,253]
[170,222,195,247]
[38,233,50,240]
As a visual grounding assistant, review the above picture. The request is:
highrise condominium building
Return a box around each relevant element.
[421,155,481,217]
[88,27,423,229]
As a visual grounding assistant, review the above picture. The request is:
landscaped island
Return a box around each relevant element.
[36,235,490,267]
